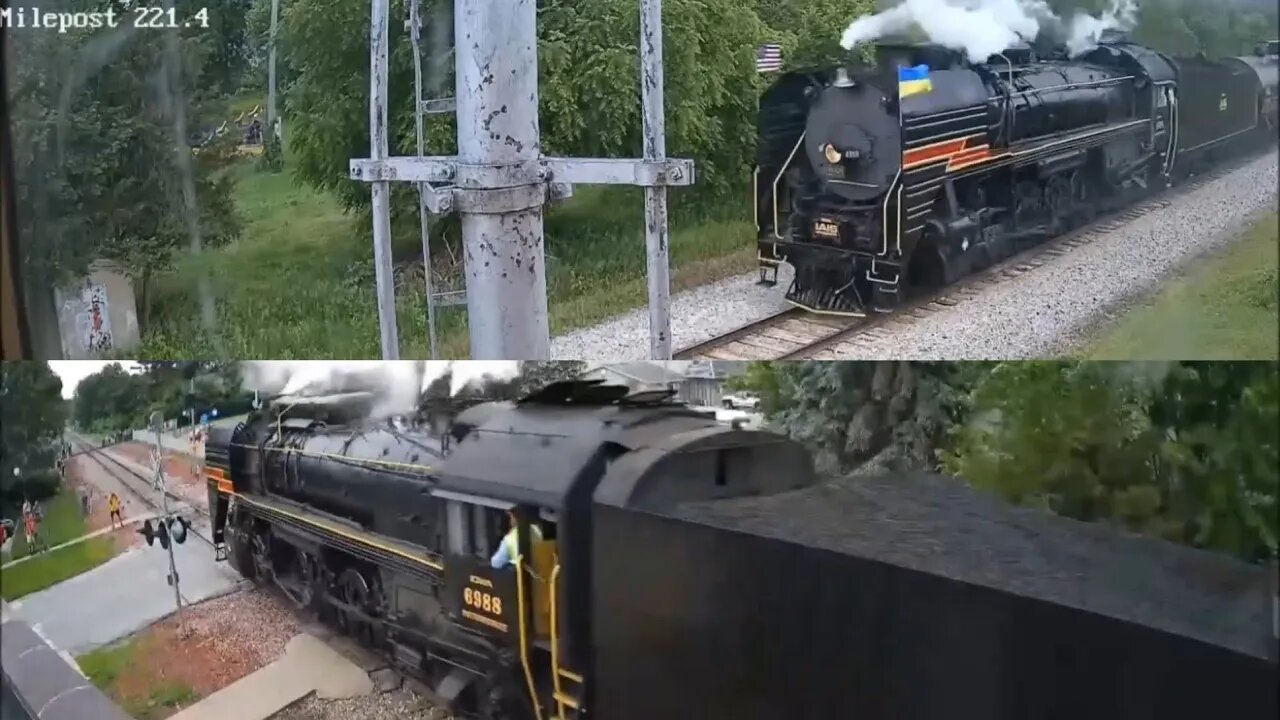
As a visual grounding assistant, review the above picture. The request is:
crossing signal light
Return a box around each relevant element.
[169,516,190,545]
[137,516,191,548]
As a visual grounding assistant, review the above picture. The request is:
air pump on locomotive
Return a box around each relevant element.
[203,382,813,719]
[754,33,1280,315]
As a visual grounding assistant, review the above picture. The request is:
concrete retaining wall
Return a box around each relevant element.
[53,260,139,359]
[0,615,132,720]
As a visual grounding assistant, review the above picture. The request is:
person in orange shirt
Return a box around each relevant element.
[23,512,42,555]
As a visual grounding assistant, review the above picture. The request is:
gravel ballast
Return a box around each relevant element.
[552,150,1277,360]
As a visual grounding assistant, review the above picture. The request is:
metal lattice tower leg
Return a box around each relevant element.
[353,0,694,360]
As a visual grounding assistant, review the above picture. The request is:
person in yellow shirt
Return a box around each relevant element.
[489,510,542,570]
[108,493,123,529]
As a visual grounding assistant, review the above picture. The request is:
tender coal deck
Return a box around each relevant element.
[676,473,1272,660]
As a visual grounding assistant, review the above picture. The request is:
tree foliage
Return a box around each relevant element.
[10,0,243,326]
[72,361,251,433]
[750,361,978,476]
[0,363,68,506]
[734,360,1279,562]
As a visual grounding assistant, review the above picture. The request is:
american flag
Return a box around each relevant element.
[756,44,783,73]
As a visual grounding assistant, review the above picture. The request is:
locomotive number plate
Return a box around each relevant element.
[461,575,509,634]
[812,220,840,239]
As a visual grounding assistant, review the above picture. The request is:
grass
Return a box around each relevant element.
[78,639,199,720]
[1085,212,1279,360]
[0,487,118,600]
[136,146,756,358]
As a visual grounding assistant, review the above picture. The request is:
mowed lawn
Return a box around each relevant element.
[137,151,755,358]
[1,488,118,600]
[1084,212,1279,360]
[78,638,199,720]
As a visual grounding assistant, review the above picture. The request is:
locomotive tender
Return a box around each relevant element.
[206,381,1276,720]
[756,35,1280,315]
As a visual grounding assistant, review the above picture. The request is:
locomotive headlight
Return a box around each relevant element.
[823,143,842,164]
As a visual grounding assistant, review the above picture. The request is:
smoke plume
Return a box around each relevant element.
[840,0,1137,63]
[240,361,521,419]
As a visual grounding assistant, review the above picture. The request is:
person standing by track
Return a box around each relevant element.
[108,492,123,530]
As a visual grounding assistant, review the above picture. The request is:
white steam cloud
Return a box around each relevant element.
[839,0,1137,63]
[240,361,521,418]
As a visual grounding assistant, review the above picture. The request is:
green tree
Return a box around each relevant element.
[741,361,978,475]
[72,363,147,432]
[755,0,878,68]
[725,361,784,414]
[10,0,242,332]
[1,362,68,506]
[942,361,1279,562]
[285,0,770,216]
[200,0,254,95]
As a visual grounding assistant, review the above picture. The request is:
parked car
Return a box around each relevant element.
[721,391,760,410]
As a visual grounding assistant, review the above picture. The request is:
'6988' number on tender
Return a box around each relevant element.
[463,587,503,615]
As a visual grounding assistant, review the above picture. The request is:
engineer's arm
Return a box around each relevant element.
[490,540,511,570]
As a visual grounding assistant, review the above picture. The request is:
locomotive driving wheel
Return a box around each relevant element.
[1013,181,1043,229]
[1045,174,1074,231]
[293,547,318,609]
[335,568,373,643]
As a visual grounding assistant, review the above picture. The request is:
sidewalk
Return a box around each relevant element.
[167,634,373,720]
[0,512,169,571]
[4,540,244,655]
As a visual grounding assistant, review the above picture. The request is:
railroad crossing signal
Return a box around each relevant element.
[137,516,191,550]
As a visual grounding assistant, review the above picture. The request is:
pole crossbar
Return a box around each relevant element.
[359,0,692,360]
[349,157,694,188]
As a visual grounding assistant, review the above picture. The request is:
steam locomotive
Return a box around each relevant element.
[755,34,1280,315]
[206,381,1275,720]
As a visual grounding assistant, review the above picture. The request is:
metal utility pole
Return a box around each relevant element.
[150,413,182,617]
[267,0,281,138]
[452,0,548,358]
[640,0,672,359]
[352,0,694,360]
[368,0,400,359]
[407,0,454,359]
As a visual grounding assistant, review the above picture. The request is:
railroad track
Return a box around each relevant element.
[68,434,216,548]
[674,147,1267,361]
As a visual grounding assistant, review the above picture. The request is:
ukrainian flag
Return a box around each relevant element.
[898,64,932,98]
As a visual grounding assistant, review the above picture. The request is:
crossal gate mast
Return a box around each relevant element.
[351,0,694,360]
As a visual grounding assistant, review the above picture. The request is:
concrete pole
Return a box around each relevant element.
[454,0,550,359]
[150,413,182,618]
[639,0,672,359]
[370,0,401,358]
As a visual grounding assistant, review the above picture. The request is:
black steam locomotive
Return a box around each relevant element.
[206,381,1275,720]
[755,35,1280,315]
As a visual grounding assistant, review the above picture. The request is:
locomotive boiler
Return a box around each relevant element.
[755,34,1279,316]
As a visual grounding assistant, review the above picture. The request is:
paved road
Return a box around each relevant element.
[10,436,240,655]
[6,539,244,656]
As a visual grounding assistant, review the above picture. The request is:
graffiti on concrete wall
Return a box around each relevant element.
[68,281,114,354]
